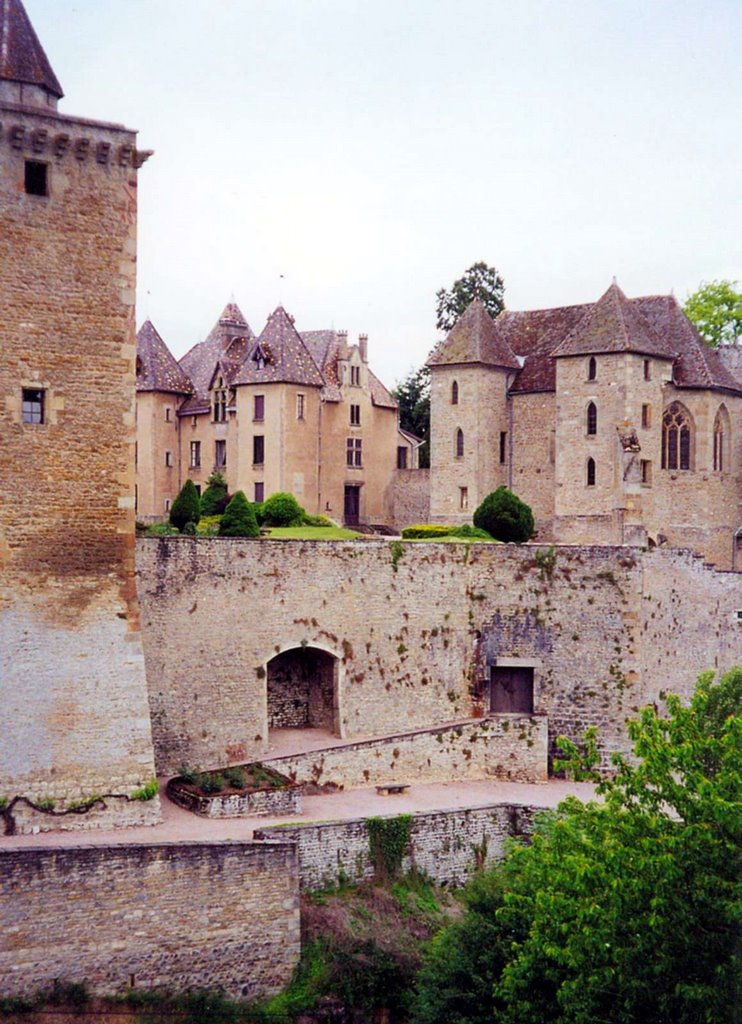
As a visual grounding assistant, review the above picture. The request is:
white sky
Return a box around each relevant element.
[26,0,741,387]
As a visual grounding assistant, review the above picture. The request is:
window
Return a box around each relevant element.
[397,446,408,469]
[190,440,201,468]
[347,437,362,467]
[25,160,48,196]
[451,380,459,405]
[641,404,651,429]
[164,498,171,512]
[713,406,729,472]
[165,407,172,422]
[587,356,596,381]
[296,394,305,420]
[135,442,138,466]
[455,428,464,458]
[641,459,652,486]
[254,482,264,503]
[194,484,201,496]
[499,431,507,465]
[254,395,264,421]
[165,450,173,468]
[253,435,264,466]
[644,359,651,381]
[459,486,468,510]
[662,402,692,471]
[191,415,198,428]
[212,377,227,422]
[586,402,597,436]
[215,439,226,468]
[350,404,361,426]
[586,457,596,486]
[350,365,361,386]
[21,387,44,424]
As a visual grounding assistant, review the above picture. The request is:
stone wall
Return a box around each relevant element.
[0,841,300,1001]
[255,802,542,890]
[137,539,741,776]
[389,467,431,531]
[264,716,547,788]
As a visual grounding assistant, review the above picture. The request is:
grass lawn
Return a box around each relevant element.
[266,525,363,540]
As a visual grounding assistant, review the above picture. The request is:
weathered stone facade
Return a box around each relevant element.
[0,841,300,1001]
[136,539,741,775]
[0,5,159,827]
[255,802,542,890]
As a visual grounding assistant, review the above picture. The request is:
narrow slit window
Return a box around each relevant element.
[455,428,464,458]
[586,402,597,436]
[451,380,459,404]
[586,457,596,486]
[587,356,596,380]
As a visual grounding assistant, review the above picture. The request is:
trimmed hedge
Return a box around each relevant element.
[473,486,534,544]
[401,524,493,540]
[218,491,260,537]
[262,491,305,526]
[200,471,228,516]
[169,479,201,532]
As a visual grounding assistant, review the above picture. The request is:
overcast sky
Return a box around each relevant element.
[27,0,741,386]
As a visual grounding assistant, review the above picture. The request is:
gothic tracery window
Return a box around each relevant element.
[661,402,693,471]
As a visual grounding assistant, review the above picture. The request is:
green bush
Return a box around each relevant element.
[224,766,247,789]
[131,779,158,801]
[252,501,266,526]
[401,524,493,540]
[169,479,201,532]
[198,772,225,794]
[262,491,305,526]
[200,471,228,516]
[473,487,534,544]
[218,491,260,537]
[196,515,221,536]
[145,522,179,536]
[182,520,197,535]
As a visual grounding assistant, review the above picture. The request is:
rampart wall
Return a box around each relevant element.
[136,539,741,775]
[255,802,541,890]
[0,841,300,1002]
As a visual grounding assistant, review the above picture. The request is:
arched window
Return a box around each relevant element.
[713,405,730,472]
[586,402,597,436]
[662,402,693,470]
[587,356,596,381]
[451,380,459,405]
[586,457,596,486]
[455,428,464,458]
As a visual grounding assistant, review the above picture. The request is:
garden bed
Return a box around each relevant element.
[167,763,301,818]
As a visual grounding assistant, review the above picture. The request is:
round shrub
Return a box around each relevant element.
[473,486,534,544]
[200,471,228,516]
[262,491,305,527]
[219,491,260,537]
[169,479,201,532]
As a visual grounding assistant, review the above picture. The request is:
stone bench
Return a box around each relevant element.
[375,783,410,796]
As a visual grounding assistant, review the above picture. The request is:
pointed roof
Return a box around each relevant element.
[230,306,325,387]
[551,282,676,359]
[136,321,194,395]
[178,301,254,409]
[427,299,520,369]
[0,0,63,99]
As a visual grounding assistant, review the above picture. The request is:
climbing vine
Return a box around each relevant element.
[389,540,404,573]
[367,814,412,879]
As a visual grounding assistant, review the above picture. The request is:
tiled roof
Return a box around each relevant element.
[496,304,590,393]
[368,369,397,409]
[0,0,63,98]
[427,299,520,370]
[179,302,254,404]
[136,321,194,395]
[633,295,742,394]
[551,282,676,359]
[301,330,343,401]
[230,306,325,388]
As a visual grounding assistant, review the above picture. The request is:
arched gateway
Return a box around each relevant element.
[266,646,340,736]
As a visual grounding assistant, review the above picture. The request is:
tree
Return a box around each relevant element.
[261,491,304,527]
[435,262,505,333]
[200,471,228,516]
[169,479,201,532]
[473,487,533,543]
[218,491,260,537]
[412,667,742,1024]
[683,279,741,347]
[392,365,430,468]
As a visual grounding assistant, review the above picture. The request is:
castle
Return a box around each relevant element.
[427,290,742,569]
[135,305,421,524]
[1,0,740,1006]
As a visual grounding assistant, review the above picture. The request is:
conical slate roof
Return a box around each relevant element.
[179,301,254,406]
[136,321,194,395]
[230,306,325,387]
[0,0,63,98]
[551,282,676,359]
[427,299,520,369]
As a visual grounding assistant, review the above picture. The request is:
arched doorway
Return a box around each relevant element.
[266,646,340,735]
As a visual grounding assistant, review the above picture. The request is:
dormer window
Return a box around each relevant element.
[253,345,268,371]
[213,376,227,422]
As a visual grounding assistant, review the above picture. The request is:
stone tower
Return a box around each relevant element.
[427,300,520,522]
[0,0,160,831]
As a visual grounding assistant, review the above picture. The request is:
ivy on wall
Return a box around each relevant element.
[366,814,412,880]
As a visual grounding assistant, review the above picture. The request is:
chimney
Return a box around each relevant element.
[358,333,368,363]
[337,330,349,359]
